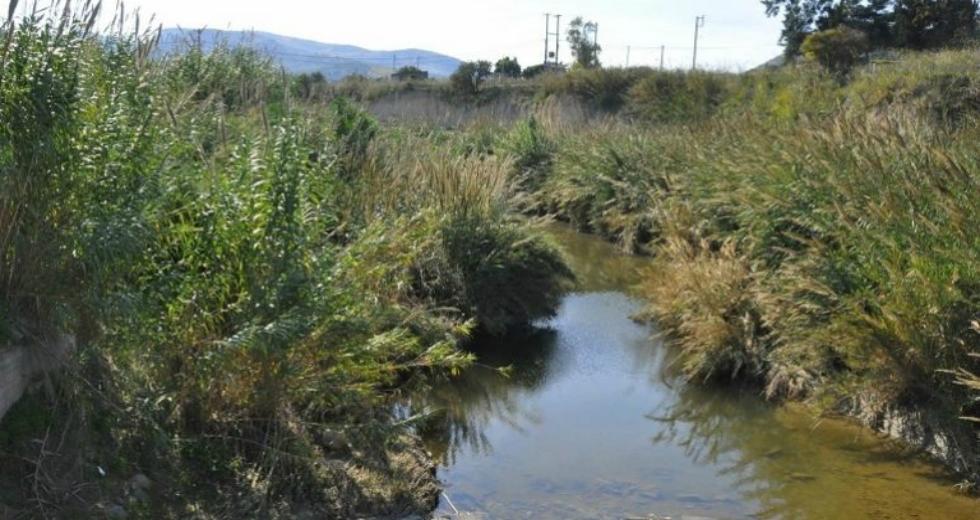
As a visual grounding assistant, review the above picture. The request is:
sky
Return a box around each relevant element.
[45,0,786,70]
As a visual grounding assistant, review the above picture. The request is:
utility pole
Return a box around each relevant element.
[692,15,705,71]
[392,53,397,73]
[626,45,631,67]
[660,45,665,70]
[554,14,562,66]
[544,13,551,65]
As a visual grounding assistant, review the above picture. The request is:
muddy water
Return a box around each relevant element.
[413,225,978,519]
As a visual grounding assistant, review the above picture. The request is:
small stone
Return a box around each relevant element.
[131,488,149,503]
[106,504,128,519]
[129,473,152,491]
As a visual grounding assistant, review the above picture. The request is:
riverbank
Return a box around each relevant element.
[411,225,980,519]
[0,9,571,517]
[505,50,980,486]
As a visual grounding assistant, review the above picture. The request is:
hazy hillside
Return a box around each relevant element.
[158,28,462,80]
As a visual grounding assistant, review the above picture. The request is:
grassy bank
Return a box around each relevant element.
[339,49,980,484]
[3,1,979,514]
[0,4,570,517]
[333,45,979,485]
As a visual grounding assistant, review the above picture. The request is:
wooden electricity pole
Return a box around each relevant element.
[692,15,705,71]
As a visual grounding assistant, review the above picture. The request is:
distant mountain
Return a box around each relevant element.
[157,28,463,80]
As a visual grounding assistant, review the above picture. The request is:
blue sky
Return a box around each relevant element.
[85,0,785,70]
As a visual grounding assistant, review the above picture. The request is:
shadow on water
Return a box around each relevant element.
[406,224,977,519]
[415,327,560,465]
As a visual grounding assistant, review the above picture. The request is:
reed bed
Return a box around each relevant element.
[0,3,572,516]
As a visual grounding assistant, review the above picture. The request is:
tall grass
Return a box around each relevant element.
[0,3,572,516]
[491,50,980,481]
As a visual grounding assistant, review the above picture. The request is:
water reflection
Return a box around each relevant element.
[408,225,977,519]
[646,377,977,519]
[416,328,559,465]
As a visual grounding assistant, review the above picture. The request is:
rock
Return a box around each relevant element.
[106,504,128,519]
[129,473,151,490]
[319,429,350,453]
[131,488,150,503]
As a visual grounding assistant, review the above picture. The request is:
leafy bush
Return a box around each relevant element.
[332,96,379,179]
[450,61,492,96]
[0,5,159,341]
[801,27,870,77]
[627,71,733,123]
[494,56,522,78]
[642,238,767,382]
[0,5,573,515]
[544,127,686,252]
[393,65,429,81]
[498,117,555,196]
[539,67,650,112]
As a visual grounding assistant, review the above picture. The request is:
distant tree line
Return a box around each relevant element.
[764,0,979,57]
[392,66,429,81]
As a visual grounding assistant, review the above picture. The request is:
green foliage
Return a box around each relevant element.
[547,67,651,112]
[393,65,429,81]
[332,96,379,179]
[450,61,493,96]
[895,0,979,49]
[435,214,573,336]
[544,128,683,253]
[627,71,733,122]
[566,17,601,69]
[499,117,556,195]
[763,0,979,57]
[0,4,573,515]
[293,71,327,99]
[801,26,870,76]
[494,56,522,78]
[522,64,549,79]
[0,3,159,340]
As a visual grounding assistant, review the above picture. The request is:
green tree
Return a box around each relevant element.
[763,0,978,57]
[392,65,429,81]
[294,71,326,99]
[567,17,602,69]
[801,26,870,76]
[450,61,492,95]
[895,0,978,48]
[495,56,522,78]
[522,64,549,79]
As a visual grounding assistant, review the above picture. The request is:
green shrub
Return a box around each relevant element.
[332,96,379,179]
[0,6,159,340]
[801,27,870,77]
[544,127,686,252]
[499,117,555,195]
[642,239,767,382]
[538,67,651,112]
[434,214,572,336]
[627,71,733,123]
[0,6,573,515]
[450,61,492,97]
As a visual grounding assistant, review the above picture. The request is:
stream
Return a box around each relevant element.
[411,225,977,519]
